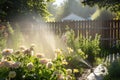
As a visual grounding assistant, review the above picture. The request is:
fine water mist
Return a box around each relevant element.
[15,21,66,58]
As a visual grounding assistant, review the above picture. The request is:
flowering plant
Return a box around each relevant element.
[0,46,75,80]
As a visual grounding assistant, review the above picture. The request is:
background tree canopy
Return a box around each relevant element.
[82,0,120,19]
[0,0,54,22]
[55,0,96,21]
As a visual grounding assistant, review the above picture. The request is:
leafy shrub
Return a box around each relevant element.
[63,28,101,66]
[0,46,75,80]
[104,59,120,80]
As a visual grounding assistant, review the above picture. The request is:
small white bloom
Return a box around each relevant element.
[20,46,26,51]
[8,71,16,78]
[2,49,13,56]
[66,69,72,75]
[54,48,62,54]
[57,74,64,80]
[40,58,51,64]
[67,47,73,53]
[27,62,34,70]
[66,75,72,80]
[30,44,35,48]
[52,71,60,76]
[14,50,20,55]
[35,53,45,58]
[46,62,53,68]
[54,48,62,58]
[1,60,12,67]
[11,62,21,69]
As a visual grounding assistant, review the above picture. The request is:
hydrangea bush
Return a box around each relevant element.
[0,45,75,80]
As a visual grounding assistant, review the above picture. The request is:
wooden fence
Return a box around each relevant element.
[1,20,120,47]
[47,20,120,47]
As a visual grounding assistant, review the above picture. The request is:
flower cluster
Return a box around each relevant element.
[2,49,13,56]
[0,46,75,80]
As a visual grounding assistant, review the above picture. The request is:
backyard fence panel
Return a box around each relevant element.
[61,21,66,34]
[113,20,116,44]
[78,20,81,36]
[54,22,58,34]
[82,21,86,37]
[74,21,79,36]
[89,20,92,37]
[118,20,120,39]
[116,20,120,40]
[110,20,113,46]
[1,20,120,47]
[57,22,62,35]
[47,20,120,47]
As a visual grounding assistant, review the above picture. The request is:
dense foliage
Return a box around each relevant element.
[62,28,101,66]
[56,0,96,21]
[91,9,114,20]
[0,0,54,21]
[82,0,120,19]
[104,59,120,80]
[82,0,120,12]
[0,46,75,80]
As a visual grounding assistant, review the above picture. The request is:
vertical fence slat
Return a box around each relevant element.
[118,20,120,39]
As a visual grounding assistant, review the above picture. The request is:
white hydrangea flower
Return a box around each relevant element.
[2,49,13,56]
[8,71,16,78]
[46,61,53,68]
[27,62,34,70]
